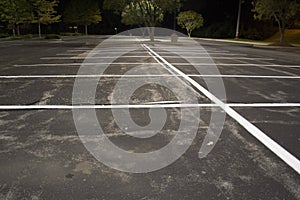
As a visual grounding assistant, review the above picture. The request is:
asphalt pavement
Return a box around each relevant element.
[0,36,299,200]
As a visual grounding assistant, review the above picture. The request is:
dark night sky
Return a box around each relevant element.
[182,0,240,21]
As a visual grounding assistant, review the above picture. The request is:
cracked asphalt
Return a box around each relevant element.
[0,36,299,200]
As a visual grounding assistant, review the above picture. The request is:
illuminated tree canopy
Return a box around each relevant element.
[252,0,300,44]
[177,10,204,37]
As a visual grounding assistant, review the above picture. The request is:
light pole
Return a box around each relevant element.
[114,27,118,35]
[235,0,242,39]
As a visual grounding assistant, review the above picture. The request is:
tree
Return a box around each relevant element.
[177,10,204,37]
[0,0,33,36]
[104,0,182,18]
[171,0,184,30]
[64,0,102,35]
[121,0,163,27]
[121,2,144,26]
[252,0,300,44]
[121,0,163,41]
[104,0,183,40]
[31,0,61,38]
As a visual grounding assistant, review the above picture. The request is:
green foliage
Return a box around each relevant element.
[177,10,204,37]
[253,0,299,21]
[153,0,183,14]
[30,0,61,37]
[64,0,102,26]
[103,0,127,14]
[0,0,33,36]
[64,0,102,34]
[103,0,183,37]
[104,0,182,15]
[31,0,60,24]
[252,0,300,43]
[0,0,60,37]
[121,0,163,27]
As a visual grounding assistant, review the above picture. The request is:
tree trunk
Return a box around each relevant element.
[85,24,88,35]
[173,9,177,31]
[38,22,42,38]
[279,22,285,44]
[147,27,155,42]
[141,28,146,38]
[17,24,20,36]
[279,27,285,44]
[276,17,285,44]
[187,29,191,37]
[12,25,16,37]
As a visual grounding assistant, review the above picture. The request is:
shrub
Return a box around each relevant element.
[45,34,61,39]
[60,32,73,36]
[0,33,9,38]
[8,36,23,40]
[60,32,83,36]
[23,34,33,39]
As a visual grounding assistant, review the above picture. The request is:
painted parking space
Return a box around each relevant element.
[0,36,299,199]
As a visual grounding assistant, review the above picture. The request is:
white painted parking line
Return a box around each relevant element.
[0,75,96,78]
[152,48,229,52]
[174,63,300,68]
[1,103,300,110]
[144,101,183,104]
[67,49,94,52]
[68,49,229,53]
[57,52,246,56]
[13,63,300,68]
[188,75,300,79]
[40,56,274,61]
[2,74,300,79]
[143,44,300,174]
[73,47,94,50]
[228,103,300,107]
[13,63,161,67]
[11,63,194,67]
[0,104,217,110]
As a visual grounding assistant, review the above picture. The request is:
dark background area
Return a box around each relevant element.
[0,0,288,39]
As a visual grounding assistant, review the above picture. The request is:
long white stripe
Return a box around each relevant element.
[143,44,300,174]
[189,75,300,79]
[67,49,229,53]
[1,103,300,110]
[1,74,300,79]
[172,63,300,68]
[41,56,274,61]
[13,63,300,68]
[176,63,300,68]
[152,49,229,53]
[0,104,216,110]
[57,52,246,56]
[229,103,300,107]
[13,63,161,67]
